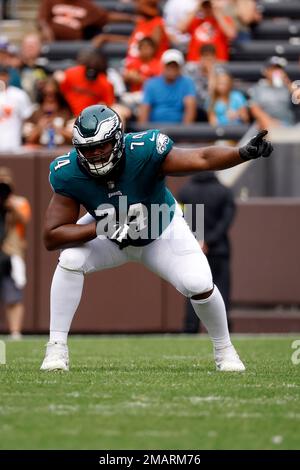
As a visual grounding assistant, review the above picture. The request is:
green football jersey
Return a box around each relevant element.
[49,129,176,246]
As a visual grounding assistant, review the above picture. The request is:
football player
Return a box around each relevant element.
[40,104,273,372]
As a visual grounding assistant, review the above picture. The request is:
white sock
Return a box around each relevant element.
[49,265,84,344]
[191,285,232,351]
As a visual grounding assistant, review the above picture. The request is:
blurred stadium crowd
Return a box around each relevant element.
[0,0,300,151]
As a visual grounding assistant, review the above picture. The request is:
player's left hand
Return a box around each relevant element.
[239,130,273,161]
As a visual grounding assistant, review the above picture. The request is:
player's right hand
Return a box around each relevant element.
[239,130,274,161]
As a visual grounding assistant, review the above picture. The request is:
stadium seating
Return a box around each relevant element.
[43,58,300,83]
[41,41,128,61]
[41,39,300,63]
[102,23,134,35]
[95,0,136,13]
[260,0,300,19]
[41,41,88,60]
[230,40,300,61]
[95,0,300,19]
[101,19,300,42]
[252,20,300,40]
[223,62,300,82]
[44,59,76,74]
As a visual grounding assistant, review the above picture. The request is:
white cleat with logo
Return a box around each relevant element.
[214,345,246,372]
[40,341,69,371]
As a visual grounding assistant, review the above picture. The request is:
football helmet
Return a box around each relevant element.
[72,105,124,178]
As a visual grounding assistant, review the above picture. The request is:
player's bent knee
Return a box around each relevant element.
[191,288,214,301]
[59,248,87,272]
[180,272,213,298]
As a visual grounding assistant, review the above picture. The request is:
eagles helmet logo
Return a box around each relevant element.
[101,114,119,140]
[74,114,119,143]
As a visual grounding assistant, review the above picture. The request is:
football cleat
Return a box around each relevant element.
[214,345,246,372]
[40,341,69,371]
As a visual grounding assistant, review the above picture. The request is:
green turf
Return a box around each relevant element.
[0,335,300,450]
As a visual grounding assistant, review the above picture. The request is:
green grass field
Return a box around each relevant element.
[0,335,300,450]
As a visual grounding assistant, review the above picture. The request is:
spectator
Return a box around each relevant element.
[0,36,21,89]
[163,0,199,46]
[0,167,31,340]
[0,65,33,152]
[54,49,115,117]
[185,44,219,116]
[225,0,262,42]
[126,0,169,61]
[177,172,235,333]
[6,43,22,71]
[249,56,296,130]
[38,0,135,42]
[123,37,162,92]
[185,0,236,62]
[24,77,73,147]
[19,33,48,102]
[138,49,197,124]
[55,48,131,125]
[206,69,249,126]
[76,47,127,104]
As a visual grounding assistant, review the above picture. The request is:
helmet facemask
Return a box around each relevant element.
[76,129,123,177]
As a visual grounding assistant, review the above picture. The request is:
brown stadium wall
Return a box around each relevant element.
[0,150,299,333]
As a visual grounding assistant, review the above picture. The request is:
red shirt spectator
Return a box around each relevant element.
[187,15,234,61]
[127,16,169,61]
[186,0,236,62]
[57,65,114,117]
[125,56,162,92]
[124,37,162,92]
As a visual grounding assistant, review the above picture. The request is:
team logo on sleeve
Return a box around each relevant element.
[156,133,170,154]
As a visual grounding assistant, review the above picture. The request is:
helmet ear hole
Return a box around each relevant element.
[72,105,124,178]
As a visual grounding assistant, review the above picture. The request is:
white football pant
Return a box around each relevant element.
[59,205,213,297]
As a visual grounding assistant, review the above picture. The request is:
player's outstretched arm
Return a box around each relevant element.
[44,193,97,251]
[161,130,273,175]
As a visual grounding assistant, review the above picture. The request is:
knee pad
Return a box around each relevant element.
[59,248,87,272]
[180,271,213,298]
